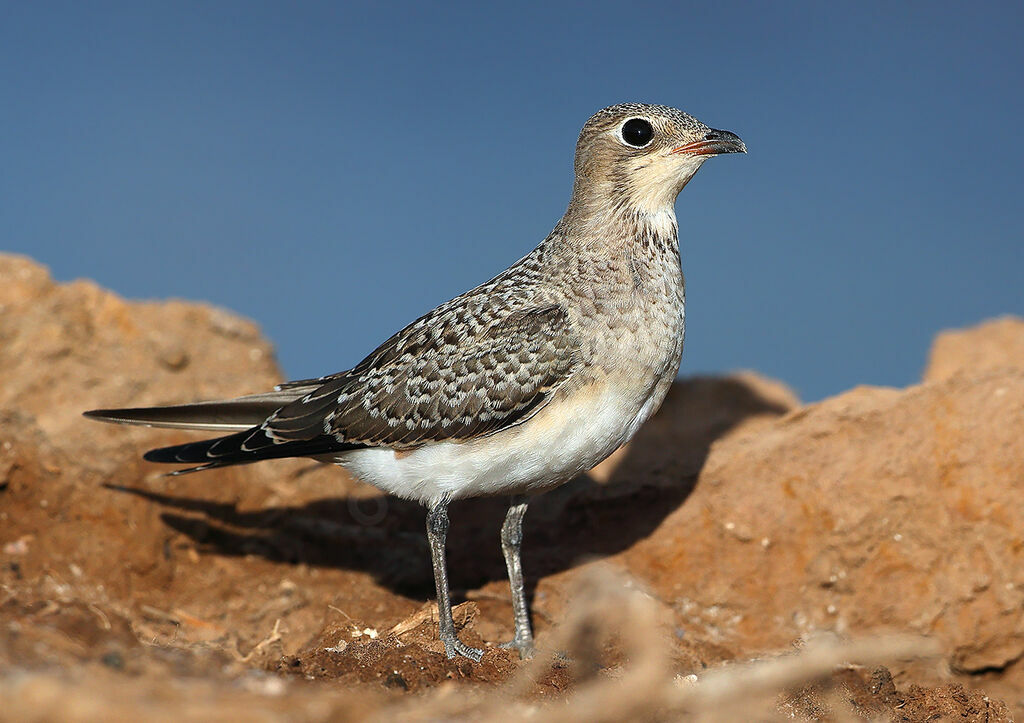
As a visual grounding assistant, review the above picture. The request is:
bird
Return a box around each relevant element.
[84,103,745,662]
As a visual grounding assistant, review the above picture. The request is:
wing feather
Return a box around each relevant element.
[266,303,580,447]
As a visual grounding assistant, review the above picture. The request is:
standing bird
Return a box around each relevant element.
[85,103,745,661]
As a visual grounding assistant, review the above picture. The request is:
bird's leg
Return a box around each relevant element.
[499,496,535,658]
[426,501,484,662]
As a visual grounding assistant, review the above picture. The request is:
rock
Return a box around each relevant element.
[620,370,1024,674]
[0,254,282,461]
[924,315,1024,383]
[1,253,1020,719]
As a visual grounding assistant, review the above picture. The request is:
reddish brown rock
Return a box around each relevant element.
[924,315,1024,382]
[610,369,1024,708]
[623,372,1024,665]
[0,253,281,461]
[1,254,1019,720]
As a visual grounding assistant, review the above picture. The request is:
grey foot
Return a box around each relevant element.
[500,635,535,659]
[442,633,484,662]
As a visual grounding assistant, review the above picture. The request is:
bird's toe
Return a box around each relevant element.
[442,635,485,662]
[499,636,535,660]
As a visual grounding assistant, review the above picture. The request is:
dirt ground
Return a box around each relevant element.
[1,255,1021,721]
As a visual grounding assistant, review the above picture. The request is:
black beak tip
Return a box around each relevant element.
[704,129,747,154]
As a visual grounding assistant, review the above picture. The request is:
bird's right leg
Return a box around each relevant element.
[426,501,484,662]
[499,496,535,658]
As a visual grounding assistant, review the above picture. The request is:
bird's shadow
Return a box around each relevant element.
[105,377,790,605]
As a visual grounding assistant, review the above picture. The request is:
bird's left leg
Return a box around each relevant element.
[499,496,535,658]
[426,500,484,662]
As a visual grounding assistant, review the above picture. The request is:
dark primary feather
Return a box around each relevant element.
[83,388,318,431]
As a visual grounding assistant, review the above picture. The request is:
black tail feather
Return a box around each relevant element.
[143,425,364,471]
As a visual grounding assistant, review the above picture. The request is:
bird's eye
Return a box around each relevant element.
[620,118,654,148]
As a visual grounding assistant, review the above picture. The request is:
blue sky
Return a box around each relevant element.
[2,1,1021,401]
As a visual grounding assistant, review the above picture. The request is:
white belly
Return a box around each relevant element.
[336,378,662,507]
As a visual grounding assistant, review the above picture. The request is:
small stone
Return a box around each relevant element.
[383,670,409,690]
[101,651,125,670]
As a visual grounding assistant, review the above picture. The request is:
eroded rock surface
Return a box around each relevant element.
[924,315,1024,383]
[1,254,1020,720]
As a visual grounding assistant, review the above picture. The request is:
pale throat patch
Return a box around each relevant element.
[626,153,705,225]
[640,207,678,239]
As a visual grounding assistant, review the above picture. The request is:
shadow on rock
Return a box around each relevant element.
[106,375,794,600]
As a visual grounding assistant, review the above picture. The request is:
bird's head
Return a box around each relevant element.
[569,103,745,224]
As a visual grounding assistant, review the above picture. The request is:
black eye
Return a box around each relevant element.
[621,118,654,148]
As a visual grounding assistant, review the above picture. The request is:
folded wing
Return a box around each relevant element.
[268,303,581,447]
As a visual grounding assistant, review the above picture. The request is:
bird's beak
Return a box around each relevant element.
[671,129,746,156]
